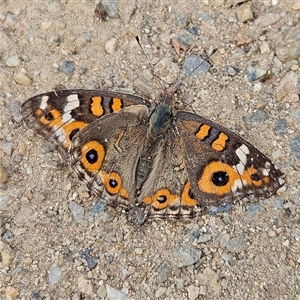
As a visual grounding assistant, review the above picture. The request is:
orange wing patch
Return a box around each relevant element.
[90,96,104,116]
[195,124,210,140]
[211,132,228,151]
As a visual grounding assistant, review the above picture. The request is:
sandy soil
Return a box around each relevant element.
[0,1,299,299]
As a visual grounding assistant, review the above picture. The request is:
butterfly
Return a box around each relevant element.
[21,87,285,224]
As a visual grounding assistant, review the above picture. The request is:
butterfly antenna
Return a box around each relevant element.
[135,36,164,90]
[171,48,218,92]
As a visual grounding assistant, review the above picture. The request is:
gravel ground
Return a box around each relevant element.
[1,1,300,299]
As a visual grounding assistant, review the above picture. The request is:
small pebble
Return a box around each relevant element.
[49,264,62,284]
[90,200,107,217]
[0,241,15,267]
[225,235,247,253]
[154,57,180,85]
[0,166,8,183]
[291,193,300,206]
[182,55,211,77]
[101,0,119,18]
[68,201,84,223]
[13,72,32,86]
[236,3,253,22]
[8,100,22,123]
[80,250,98,269]
[292,2,300,10]
[58,61,75,75]
[197,234,212,243]
[253,82,262,92]
[221,252,232,262]
[290,134,300,160]
[275,30,300,62]
[78,276,94,296]
[171,246,202,267]
[187,285,200,300]
[227,66,238,76]
[105,38,118,54]
[177,34,196,47]
[155,287,166,298]
[0,194,8,211]
[97,285,107,298]
[254,13,281,27]
[119,0,137,24]
[157,261,172,283]
[5,286,19,300]
[134,248,143,255]
[244,67,257,82]
[47,2,61,13]
[274,119,287,136]
[1,142,14,156]
[259,41,270,55]
[31,293,43,300]
[176,12,190,27]
[186,25,199,36]
[6,14,18,27]
[282,239,290,246]
[0,30,13,52]
[197,267,221,293]
[243,110,268,127]
[268,230,276,237]
[106,284,128,300]
[6,55,21,67]
[277,71,299,102]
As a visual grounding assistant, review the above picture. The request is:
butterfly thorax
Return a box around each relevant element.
[148,103,173,139]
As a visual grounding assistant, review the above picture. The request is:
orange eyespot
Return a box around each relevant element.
[100,171,129,199]
[80,141,105,172]
[243,167,269,187]
[36,108,62,126]
[198,161,239,196]
[198,161,272,196]
[143,189,177,210]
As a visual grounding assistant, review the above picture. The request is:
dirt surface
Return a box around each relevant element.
[1,1,300,299]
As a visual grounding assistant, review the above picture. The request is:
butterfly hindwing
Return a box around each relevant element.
[69,104,150,209]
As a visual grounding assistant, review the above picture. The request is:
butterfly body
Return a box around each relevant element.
[21,89,285,224]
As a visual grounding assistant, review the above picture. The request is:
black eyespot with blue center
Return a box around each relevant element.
[86,149,98,164]
[157,195,167,203]
[44,112,54,121]
[251,173,261,182]
[212,171,229,186]
[109,178,118,188]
